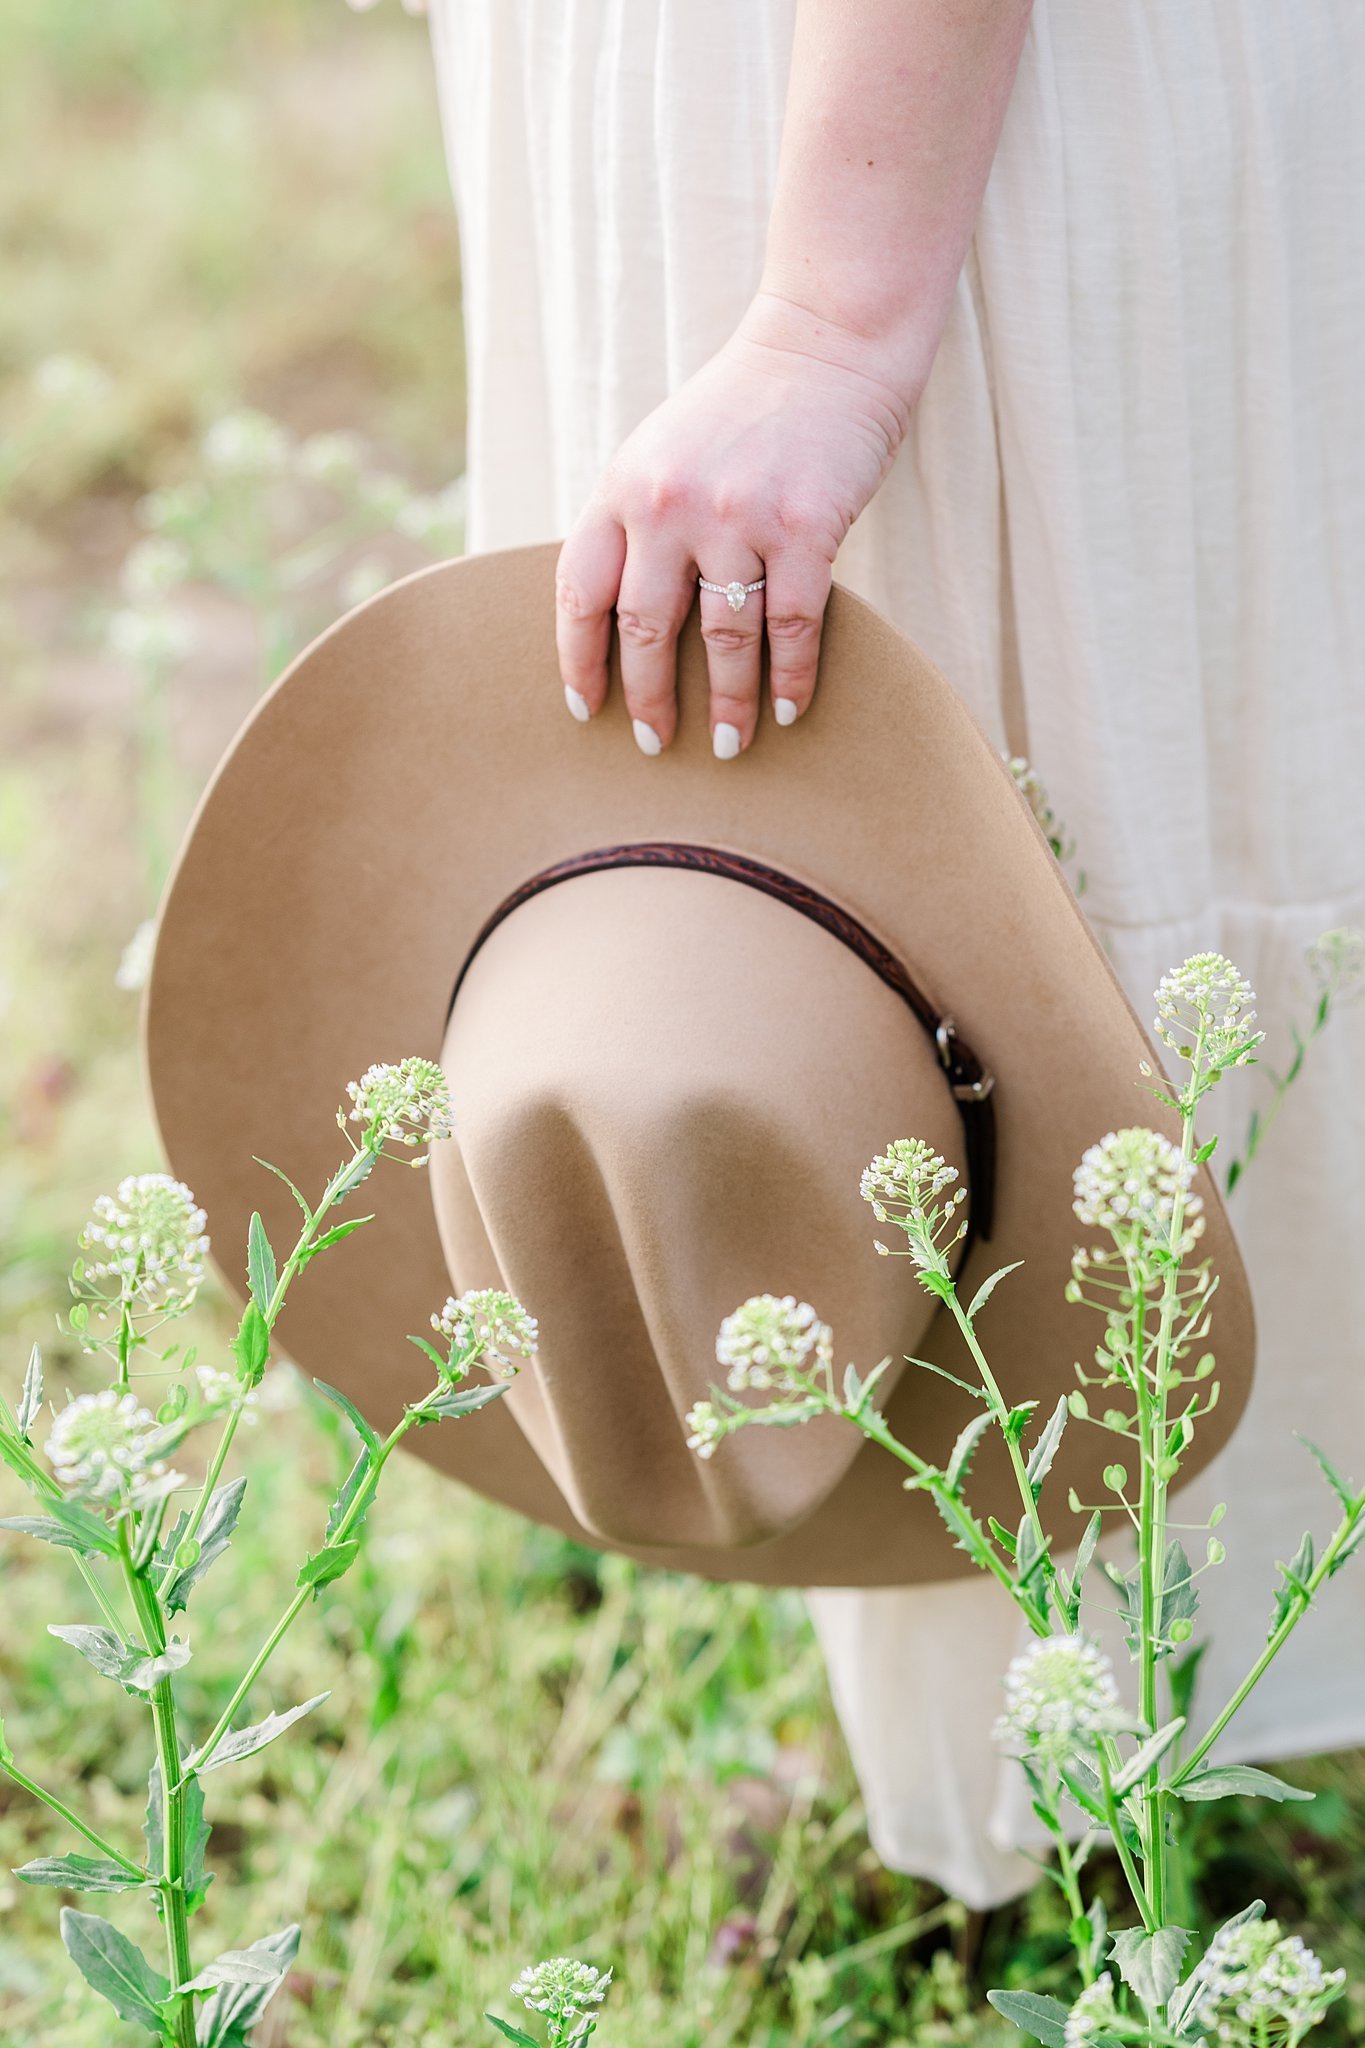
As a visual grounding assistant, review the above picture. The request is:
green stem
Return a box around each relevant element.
[120,1534,195,2048]
[945,1293,1057,1608]
[181,1398,420,1784]
[1051,1824,1096,1985]
[854,1409,1025,1611]
[1097,1745,1157,1933]
[0,1757,143,1875]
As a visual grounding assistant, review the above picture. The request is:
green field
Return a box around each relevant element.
[1,4,1362,2042]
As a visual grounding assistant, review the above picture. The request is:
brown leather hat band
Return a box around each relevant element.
[449,841,996,1243]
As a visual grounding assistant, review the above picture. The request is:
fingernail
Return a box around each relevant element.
[633,719,662,757]
[713,722,742,761]
[773,697,799,727]
[565,685,592,723]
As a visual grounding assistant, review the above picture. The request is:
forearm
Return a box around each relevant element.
[753,0,1034,404]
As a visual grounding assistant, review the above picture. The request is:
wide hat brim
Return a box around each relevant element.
[144,540,1254,1588]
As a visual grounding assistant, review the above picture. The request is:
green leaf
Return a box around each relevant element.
[1109,1925,1191,2012]
[1158,1540,1199,1652]
[193,1693,329,1774]
[945,1410,993,1494]
[1025,1397,1068,1495]
[122,1638,192,1694]
[177,1945,288,1996]
[841,1363,862,1409]
[1269,1530,1314,1637]
[406,1334,450,1375]
[311,1379,381,1453]
[1167,1641,1208,1725]
[324,1450,372,1546]
[1172,1764,1313,1804]
[194,1925,300,2047]
[966,1261,1024,1323]
[1297,1435,1358,1512]
[230,1301,269,1390]
[15,1854,145,1893]
[1061,1511,1103,1631]
[48,1624,136,1682]
[145,1766,213,1912]
[418,1380,509,1423]
[59,1908,169,2034]
[984,1989,1071,2045]
[163,1477,248,1614]
[246,1212,277,1317]
[252,1155,311,1222]
[307,1215,373,1255]
[17,1344,43,1439]
[296,1540,361,1593]
[0,1499,117,1557]
[1111,1717,1185,1797]
[485,2016,543,2048]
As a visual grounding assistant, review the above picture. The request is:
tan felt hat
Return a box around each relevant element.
[143,541,1254,1587]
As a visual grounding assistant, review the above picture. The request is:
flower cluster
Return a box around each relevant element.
[1195,1919,1345,2045]
[194,1362,258,1424]
[344,1057,453,1156]
[715,1294,823,1392]
[200,407,292,478]
[1064,1972,1118,2048]
[860,1139,967,1277]
[46,1391,181,1506]
[1006,754,1079,875]
[1154,953,1263,1081]
[1072,1126,1203,1257]
[995,1633,1127,1768]
[79,1173,210,1314]
[1306,925,1365,1007]
[510,1957,612,2035]
[432,1289,538,1378]
[684,1399,726,1460]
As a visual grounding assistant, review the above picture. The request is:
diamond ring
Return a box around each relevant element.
[698,575,766,613]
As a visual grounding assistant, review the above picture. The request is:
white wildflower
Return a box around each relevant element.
[1306,925,1365,1006]
[344,1057,453,1153]
[47,1391,163,1500]
[115,919,157,994]
[860,1138,968,1275]
[1072,1127,1203,1255]
[715,1294,823,1393]
[120,536,191,603]
[195,1362,258,1424]
[80,1174,209,1313]
[684,1400,726,1460]
[510,1958,612,2030]
[107,606,194,668]
[1064,1972,1118,2048]
[1154,953,1263,1074]
[296,429,368,489]
[995,1633,1126,1767]
[200,408,292,478]
[1197,1919,1345,2046]
[31,353,109,405]
[431,1289,537,1377]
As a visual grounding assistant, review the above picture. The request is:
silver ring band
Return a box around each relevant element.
[698,575,766,613]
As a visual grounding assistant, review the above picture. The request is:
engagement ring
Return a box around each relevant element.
[698,575,766,612]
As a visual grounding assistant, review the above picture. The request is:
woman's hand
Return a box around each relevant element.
[555,292,920,758]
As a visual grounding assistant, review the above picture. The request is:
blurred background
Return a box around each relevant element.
[2,3,1362,2042]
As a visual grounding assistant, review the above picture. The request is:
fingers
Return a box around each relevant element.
[615,538,694,754]
[698,555,767,758]
[762,548,832,728]
[556,510,626,721]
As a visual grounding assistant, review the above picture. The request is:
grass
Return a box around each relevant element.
[1,2,1363,2042]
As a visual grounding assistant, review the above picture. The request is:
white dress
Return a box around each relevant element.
[427,0,1365,1907]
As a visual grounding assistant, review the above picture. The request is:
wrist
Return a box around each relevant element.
[736,284,942,421]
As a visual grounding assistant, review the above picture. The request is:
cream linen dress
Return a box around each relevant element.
[426,0,1365,1907]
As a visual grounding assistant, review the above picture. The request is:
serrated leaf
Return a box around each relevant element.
[59,1908,169,2034]
[1111,1718,1185,1797]
[966,1261,1024,1324]
[984,1989,1071,2045]
[194,1925,300,2046]
[0,1499,117,1557]
[485,2016,543,2048]
[16,1854,145,1893]
[311,1379,381,1453]
[253,1155,312,1220]
[1172,1764,1313,1804]
[1270,1531,1314,1637]
[296,1540,361,1592]
[324,1449,372,1546]
[406,1334,450,1375]
[18,1345,43,1439]
[945,1410,993,1493]
[164,1477,248,1614]
[1330,1515,1365,1574]
[1297,1435,1358,1512]
[177,1945,288,1996]
[246,1212,277,1317]
[1109,1924,1191,2011]
[193,1693,329,1774]
[419,1380,509,1423]
[308,1215,373,1255]
[230,1301,269,1390]
[1025,1397,1068,1494]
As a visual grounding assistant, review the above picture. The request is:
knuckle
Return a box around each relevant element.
[766,611,821,646]
[700,621,761,654]
[555,575,595,622]
[616,609,674,650]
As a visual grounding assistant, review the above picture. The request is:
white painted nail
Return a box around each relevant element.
[564,685,592,723]
[713,722,742,761]
[632,719,662,757]
[773,697,799,727]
